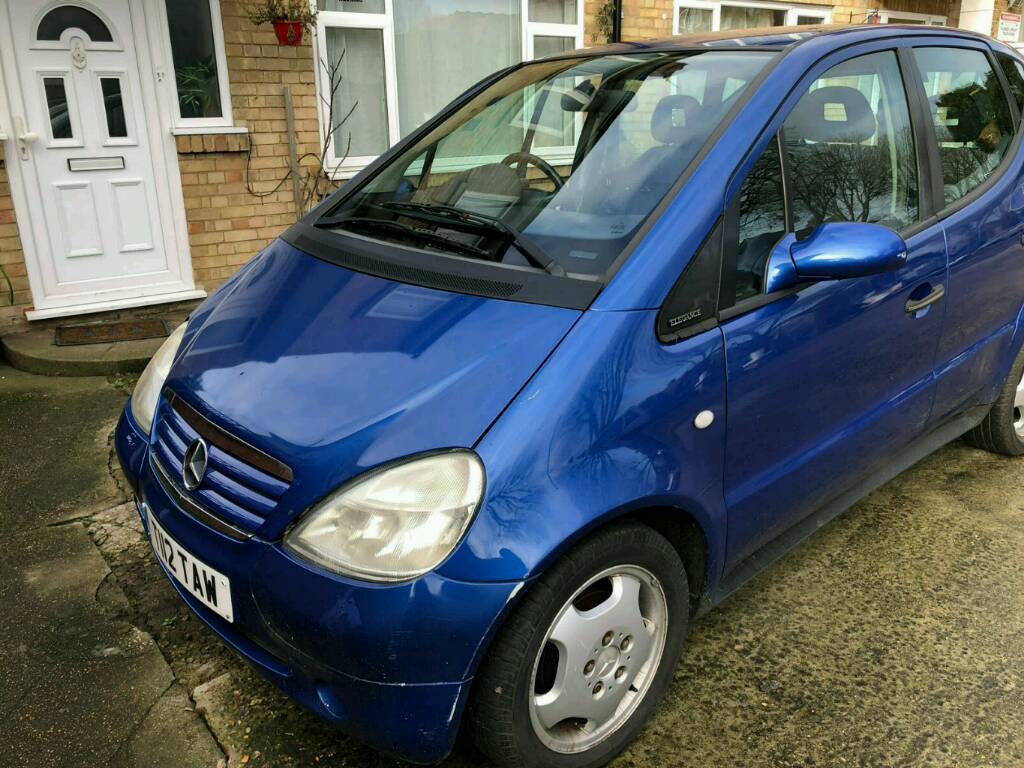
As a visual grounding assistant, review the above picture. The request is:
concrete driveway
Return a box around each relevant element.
[2,361,1022,767]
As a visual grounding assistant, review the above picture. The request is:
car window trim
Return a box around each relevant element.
[992,51,1023,129]
[897,46,940,222]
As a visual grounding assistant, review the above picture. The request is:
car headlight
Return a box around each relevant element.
[130,323,187,435]
[285,451,485,582]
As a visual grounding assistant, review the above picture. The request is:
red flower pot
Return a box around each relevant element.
[273,20,304,46]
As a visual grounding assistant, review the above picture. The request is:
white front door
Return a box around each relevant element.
[1,0,199,317]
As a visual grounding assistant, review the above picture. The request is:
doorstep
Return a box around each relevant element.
[1,303,198,376]
[1,328,167,376]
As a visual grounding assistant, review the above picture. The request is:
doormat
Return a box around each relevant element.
[54,319,169,347]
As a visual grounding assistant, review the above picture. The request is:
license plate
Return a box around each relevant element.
[148,514,234,623]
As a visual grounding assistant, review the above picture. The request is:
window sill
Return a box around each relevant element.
[171,125,249,136]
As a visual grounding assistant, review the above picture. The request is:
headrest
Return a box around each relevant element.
[937,85,993,143]
[586,87,639,115]
[561,80,596,111]
[651,95,701,145]
[787,86,876,144]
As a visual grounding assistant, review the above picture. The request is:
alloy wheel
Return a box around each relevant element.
[1015,369,1024,439]
[528,565,668,754]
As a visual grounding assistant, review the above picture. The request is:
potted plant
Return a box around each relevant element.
[246,0,317,46]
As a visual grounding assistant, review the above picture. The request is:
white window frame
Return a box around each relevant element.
[315,0,584,178]
[877,10,947,25]
[153,0,235,132]
[314,0,401,175]
[673,0,832,34]
[524,5,585,61]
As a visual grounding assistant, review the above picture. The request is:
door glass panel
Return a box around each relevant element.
[43,77,73,140]
[326,27,390,157]
[720,6,786,29]
[735,137,786,301]
[997,52,1024,113]
[100,77,128,138]
[37,6,113,42]
[783,50,919,233]
[678,6,713,32]
[529,0,577,23]
[913,47,1014,206]
[318,0,386,11]
[164,0,224,119]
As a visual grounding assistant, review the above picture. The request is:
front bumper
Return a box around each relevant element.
[115,404,522,763]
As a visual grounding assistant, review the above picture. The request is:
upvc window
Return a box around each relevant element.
[157,0,234,130]
[316,0,584,177]
[877,10,946,25]
[674,0,831,34]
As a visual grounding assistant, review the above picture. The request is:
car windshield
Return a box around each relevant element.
[317,50,774,279]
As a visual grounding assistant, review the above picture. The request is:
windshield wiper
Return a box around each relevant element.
[381,201,567,277]
[316,216,492,260]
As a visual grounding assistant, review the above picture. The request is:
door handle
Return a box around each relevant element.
[905,284,945,315]
[14,116,39,160]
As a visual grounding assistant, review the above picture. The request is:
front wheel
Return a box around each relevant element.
[469,522,689,768]
[964,343,1024,456]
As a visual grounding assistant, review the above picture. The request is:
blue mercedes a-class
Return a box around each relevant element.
[116,23,1024,767]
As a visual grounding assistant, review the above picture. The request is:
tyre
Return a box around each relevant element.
[964,343,1024,456]
[469,521,689,768]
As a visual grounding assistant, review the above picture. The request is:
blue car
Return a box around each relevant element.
[116,24,1024,768]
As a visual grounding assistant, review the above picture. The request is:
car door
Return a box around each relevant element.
[909,43,1024,423]
[718,47,949,568]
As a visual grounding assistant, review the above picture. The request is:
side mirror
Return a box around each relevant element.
[763,222,908,294]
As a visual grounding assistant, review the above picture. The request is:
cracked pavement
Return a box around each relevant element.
[0,365,223,768]
[1,360,1023,767]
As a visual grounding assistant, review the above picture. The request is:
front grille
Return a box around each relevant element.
[151,391,292,536]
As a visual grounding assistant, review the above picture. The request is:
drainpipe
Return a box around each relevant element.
[612,0,623,42]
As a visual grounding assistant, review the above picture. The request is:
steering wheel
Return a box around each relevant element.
[501,152,565,191]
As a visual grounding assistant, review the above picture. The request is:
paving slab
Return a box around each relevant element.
[0,523,223,768]
[0,364,223,767]
[0,364,128,530]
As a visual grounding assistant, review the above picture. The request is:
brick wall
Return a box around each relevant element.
[584,0,608,45]
[0,146,30,331]
[830,0,953,24]
[622,0,677,39]
[182,0,320,294]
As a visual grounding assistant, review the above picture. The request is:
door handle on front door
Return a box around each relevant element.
[905,284,945,316]
[14,116,39,161]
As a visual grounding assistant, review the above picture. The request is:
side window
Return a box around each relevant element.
[735,137,786,301]
[783,50,919,234]
[996,53,1024,115]
[913,47,1014,207]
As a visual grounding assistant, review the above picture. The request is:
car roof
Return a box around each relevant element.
[576,23,997,54]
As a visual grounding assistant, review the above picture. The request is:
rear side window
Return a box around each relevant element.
[913,47,1014,207]
[996,52,1024,115]
[783,50,919,234]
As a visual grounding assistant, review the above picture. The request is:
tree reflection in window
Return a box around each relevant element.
[784,51,918,234]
